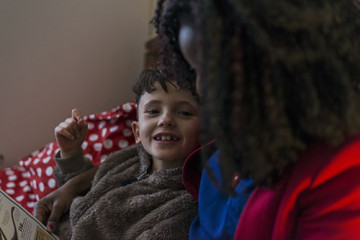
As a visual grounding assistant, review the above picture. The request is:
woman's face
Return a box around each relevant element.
[178,23,202,94]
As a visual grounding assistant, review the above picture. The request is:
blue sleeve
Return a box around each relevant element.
[189,151,254,240]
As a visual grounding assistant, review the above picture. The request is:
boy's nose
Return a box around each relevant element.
[158,113,175,127]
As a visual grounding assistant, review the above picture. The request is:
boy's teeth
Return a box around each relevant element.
[155,136,178,141]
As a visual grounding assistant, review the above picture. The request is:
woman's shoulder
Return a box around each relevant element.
[276,136,360,238]
[236,136,360,239]
[294,135,360,181]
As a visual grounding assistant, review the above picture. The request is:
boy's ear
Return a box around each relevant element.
[131,121,141,144]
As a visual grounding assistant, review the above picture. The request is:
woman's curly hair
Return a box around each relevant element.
[154,0,360,190]
[152,0,197,90]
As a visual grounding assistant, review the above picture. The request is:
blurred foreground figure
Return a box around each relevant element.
[155,0,360,239]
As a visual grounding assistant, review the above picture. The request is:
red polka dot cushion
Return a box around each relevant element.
[0,102,137,213]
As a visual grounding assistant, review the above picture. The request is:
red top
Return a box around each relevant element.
[235,136,360,239]
[182,137,360,239]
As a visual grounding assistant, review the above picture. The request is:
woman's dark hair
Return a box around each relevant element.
[155,0,360,190]
[152,0,197,91]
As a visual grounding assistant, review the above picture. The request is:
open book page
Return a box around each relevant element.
[0,189,58,240]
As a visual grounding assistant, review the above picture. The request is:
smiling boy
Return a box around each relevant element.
[132,75,200,172]
[35,68,200,240]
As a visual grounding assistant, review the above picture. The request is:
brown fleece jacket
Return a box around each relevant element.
[53,144,198,240]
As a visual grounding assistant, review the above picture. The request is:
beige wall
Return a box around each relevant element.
[0,1,154,168]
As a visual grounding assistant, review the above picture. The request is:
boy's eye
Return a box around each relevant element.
[177,111,192,116]
[146,109,159,114]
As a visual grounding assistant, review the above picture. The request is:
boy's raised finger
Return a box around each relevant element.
[72,108,88,136]
[72,109,86,137]
[72,108,84,122]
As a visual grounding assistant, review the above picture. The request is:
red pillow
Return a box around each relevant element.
[0,102,137,213]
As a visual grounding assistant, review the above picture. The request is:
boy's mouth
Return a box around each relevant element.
[153,134,179,141]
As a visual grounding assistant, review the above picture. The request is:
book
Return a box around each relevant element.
[0,189,58,240]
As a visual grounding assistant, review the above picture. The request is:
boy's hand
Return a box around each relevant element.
[55,109,88,158]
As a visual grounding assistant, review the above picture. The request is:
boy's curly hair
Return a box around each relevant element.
[132,67,199,106]
[155,0,360,190]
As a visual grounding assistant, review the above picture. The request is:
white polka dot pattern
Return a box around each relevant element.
[6,170,14,175]
[82,141,88,150]
[98,121,106,129]
[48,178,56,188]
[36,168,42,177]
[119,139,129,149]
[46,166,53,176]
[104,139,113,149]
[123,129,132,137]
[16,195,24,202]
[88,122,95,130]
[110,126,119,133]
[42,156,51,164]
[8,175,17,181]
[6,189,15,195]
[93,143,102,152]
[33,158,40,165]
[39,182,45,192]
[1,101,137,214]
[102,128,107,137]
[6,182,15,188]
[89,134,99,141]
[27,202,35,208]
[123,103,133,112]
[84,154,93,161]
[19,180,28,187]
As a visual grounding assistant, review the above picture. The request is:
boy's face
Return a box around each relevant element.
[132,81,200,169]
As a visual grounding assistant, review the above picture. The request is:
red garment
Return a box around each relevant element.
[182,137,360,239]
[182,139,216,201]
[235,136,360,239]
